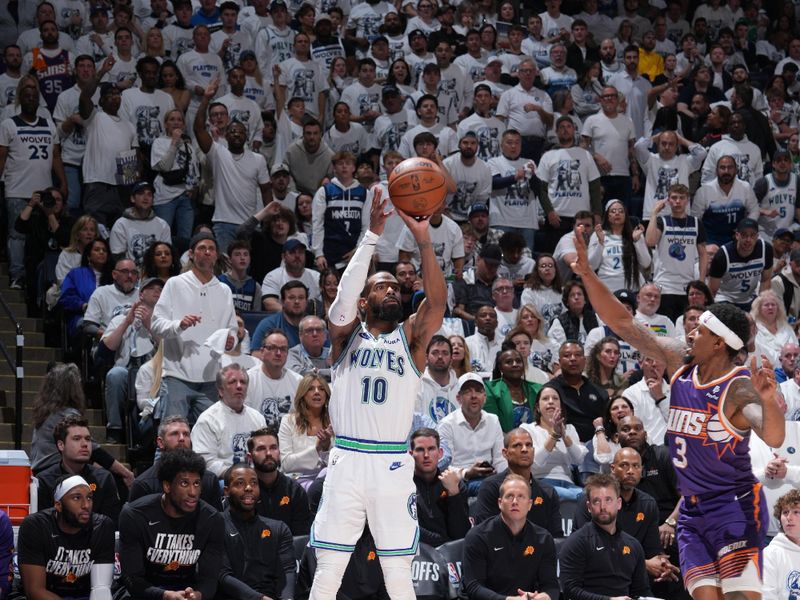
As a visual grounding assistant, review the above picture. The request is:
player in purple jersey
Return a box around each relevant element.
[569,231,784,600]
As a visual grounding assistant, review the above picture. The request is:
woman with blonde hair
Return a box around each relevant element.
[278,373,334,488]
[751,290,796,364]
[143,27,166,60]
[504,327,550,383]
[449,334,472,378]
[514,304,556,373]
[520,254,563,329]
[151,107,200,240]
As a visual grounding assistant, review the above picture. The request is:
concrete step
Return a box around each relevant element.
[0,317,43,332]
[0,373,45,392]
[0,422,107,443]
[0,329,45,347]
[0,289,24,304]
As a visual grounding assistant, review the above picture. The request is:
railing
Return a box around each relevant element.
[0,293,23,449]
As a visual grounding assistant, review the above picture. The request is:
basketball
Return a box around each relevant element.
[387,157,448,217]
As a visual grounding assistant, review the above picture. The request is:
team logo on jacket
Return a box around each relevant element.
[261,528,271,538]
[367,551,377,561]
[280,495,290,506]
[622,546,631,555]
[534,496,543,505]
[407,493,417,520]
[636,512,645,522]
[523,546,534,556]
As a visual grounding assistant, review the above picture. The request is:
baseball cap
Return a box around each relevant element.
[479,244,502,264]
[283,237,307,252]
[614,289,637,310]
[189,231,217,250]
[774,228,794,241]
[315,12,332,24]
[90,6,108,17]
[408,29,426,41]
[487,56,503,65]
[457,372,485,391]
[269,0,287,10]
[460,130,477,141]
[239,50,257,61]
[140,277,165,291]
[469,203,489,217]
[774,149,791,161]
[736,218,759,233]
[270,163,290,176]
[382,84,401,97]
[474,83,492,95]
[556,115,574,128]
[131,180,154,195]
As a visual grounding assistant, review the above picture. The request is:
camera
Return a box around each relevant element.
[40,190,56,209]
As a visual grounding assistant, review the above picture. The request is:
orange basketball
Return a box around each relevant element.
[387,157,447,217]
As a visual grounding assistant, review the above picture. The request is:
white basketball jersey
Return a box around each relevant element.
[330,322,421,450]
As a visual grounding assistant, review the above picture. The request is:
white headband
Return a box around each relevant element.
[699,311,744,351]
[54,475,90,502]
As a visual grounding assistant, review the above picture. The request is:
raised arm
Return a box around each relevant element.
[570,231,686,377]
[727,356,785,448]
[326,192,393,360]
[401,207,447,370]
[193,78,219,154]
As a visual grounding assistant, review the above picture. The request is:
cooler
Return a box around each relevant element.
[0,451,32,524]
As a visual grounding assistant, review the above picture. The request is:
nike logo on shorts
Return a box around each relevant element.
[389,461,403,471]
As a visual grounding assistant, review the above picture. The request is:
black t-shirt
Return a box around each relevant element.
[255,472,311,536]
[37,462,122,527]
[118,493,226,600]
[17,508,115,598]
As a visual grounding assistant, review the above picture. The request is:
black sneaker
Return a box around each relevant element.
[106,428,125,445]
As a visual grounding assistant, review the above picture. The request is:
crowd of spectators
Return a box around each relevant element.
[3,0,800,596]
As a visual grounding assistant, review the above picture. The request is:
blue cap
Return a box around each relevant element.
[131,181,154,195]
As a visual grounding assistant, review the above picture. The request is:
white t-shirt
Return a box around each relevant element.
[634,137,707,216]
[454,52,488,84]
[0,114,58,198]
[398,122,457,158]
[245,365,303,426]
[278,57,328,118]
[163,23,195,59]
[261,266,321,299]
[340,80,383,122]
[457,113,505,161]
[581,112,634,176]
[207,141,270,224]
[0,73,20,107]
[53,84,99,166]
[209,28,253,71]
[119,87,175,148]
[442,155,493,222]
[536,146,599,216]
[99,53,138,87]
[398,214,464,276]
[488,154,539,229]
[323,122,373,155]
[538,11,573,38]
[217,92,265,147]
[81,109,138,185]
[176,49,224,112]
[150,135,201,203]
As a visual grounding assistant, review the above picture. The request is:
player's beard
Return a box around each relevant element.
[371,299,403,322]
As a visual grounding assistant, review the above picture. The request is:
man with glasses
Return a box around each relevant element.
[252,280,309,349]
[83,257,139,342]
[152,231,238,425]
[246,329,303,427]
[496,58,553,162]
[286,316,331,380]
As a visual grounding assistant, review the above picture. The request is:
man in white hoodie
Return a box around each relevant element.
[151,231,238,425]
[763,489,800,599]
[190,363,267,476]
[416,335,460,424]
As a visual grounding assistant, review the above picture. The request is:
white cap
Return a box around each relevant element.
[457,372,485,390]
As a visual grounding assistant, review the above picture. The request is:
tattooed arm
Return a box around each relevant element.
[727,357,785,447]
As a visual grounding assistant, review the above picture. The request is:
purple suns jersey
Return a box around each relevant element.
[666,364,758,496]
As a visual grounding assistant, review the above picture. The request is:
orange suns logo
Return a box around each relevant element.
[261,528,271,538]
[636,512,645,522]
[534,496,544,505]
[622,546,631,555]
[367,551,376,561]
[64,572,77,583]
[164,561,180,572]
[523,546,534,556]
[280,496,290,506]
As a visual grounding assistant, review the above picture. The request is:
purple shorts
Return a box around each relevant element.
[677,483,767,591]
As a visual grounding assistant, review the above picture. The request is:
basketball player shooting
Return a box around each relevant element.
[308,191,446,600]
[570,232,784,600]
